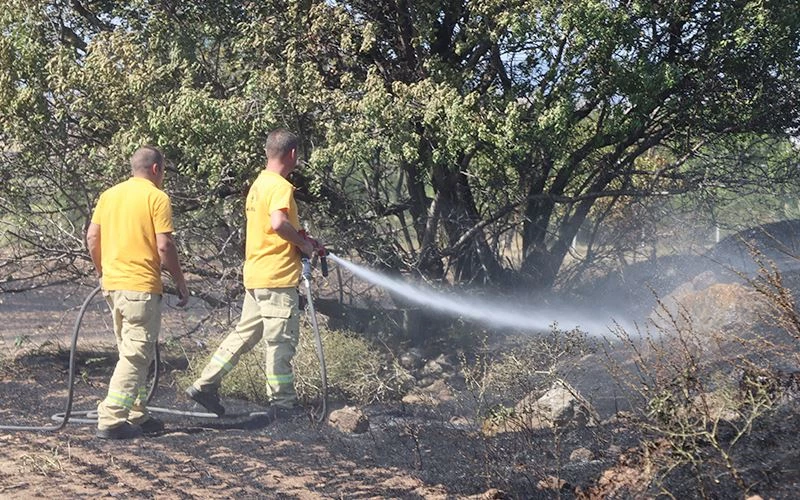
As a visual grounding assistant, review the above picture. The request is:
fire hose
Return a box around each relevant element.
[0,253,330,431]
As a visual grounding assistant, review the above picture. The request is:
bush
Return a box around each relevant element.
[461,327,594,420]
[294,326,414,403]
[605,279,799,496]
[178,325,413,405]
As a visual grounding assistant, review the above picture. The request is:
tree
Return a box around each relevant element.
[304,0,800,288]
[0,0,306,299]
[1,0,799,300]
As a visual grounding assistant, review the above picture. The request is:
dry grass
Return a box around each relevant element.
[17,446,67,476]
[177,324,413,405]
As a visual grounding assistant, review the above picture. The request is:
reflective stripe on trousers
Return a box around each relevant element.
[193,287,299,407]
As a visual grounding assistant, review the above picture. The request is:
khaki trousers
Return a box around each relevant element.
[97,291,161,430]
[193,287,299,408]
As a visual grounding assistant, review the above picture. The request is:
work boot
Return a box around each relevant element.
[135,417,165,435]
[185,386,225,416]
[96,422,142,440]
[270,404,307,422]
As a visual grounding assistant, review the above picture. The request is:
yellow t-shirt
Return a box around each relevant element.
[91,177,174,293]
[243,170,301,289]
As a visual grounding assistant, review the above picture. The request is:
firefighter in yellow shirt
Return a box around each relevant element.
[186,129,319,420]
[86,146,189,439]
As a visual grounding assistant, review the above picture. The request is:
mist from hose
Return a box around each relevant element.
[327,253,628,337]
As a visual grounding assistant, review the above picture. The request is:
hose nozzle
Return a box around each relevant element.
[318,249,328,277]
[301,257,312,282]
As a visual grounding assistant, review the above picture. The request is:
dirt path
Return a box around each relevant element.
[0,371,455,499]
[0,285,457,498]
[0,425,447,498]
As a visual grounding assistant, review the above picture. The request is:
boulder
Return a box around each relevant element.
[514,380,600,429]
[483,380,599,436]
[649,278,771,336]
[328,406,369,434]
[569,447,595,463]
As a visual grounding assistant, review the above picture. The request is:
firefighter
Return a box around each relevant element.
[86,146,189,439]
[185,129,319,420]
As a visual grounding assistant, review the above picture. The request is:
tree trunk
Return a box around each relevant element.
[431,160,503,284]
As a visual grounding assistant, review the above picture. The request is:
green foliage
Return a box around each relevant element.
[1,0,799,295]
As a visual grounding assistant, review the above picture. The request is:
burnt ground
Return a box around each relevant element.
[2,283,800,498]
[2,348,800,499]
[0,349,632,499]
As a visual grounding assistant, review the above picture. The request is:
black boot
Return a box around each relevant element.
[96,422,143,440]
[185,386,225,416]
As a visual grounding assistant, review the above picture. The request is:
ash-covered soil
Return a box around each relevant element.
[2,343,800,499]
[2,274,800,499]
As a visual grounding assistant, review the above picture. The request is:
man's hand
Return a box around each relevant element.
[157,232,189,307]
[176,281,190,307]
[86,223,103,278]
[298,229,322,256]
[299,239,314,257]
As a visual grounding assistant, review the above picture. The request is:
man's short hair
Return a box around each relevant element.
[265,129,299,159]
[130,146,164,174]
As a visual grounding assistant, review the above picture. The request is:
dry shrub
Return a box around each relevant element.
[179,325,412,405]
[458,328,597,494]
[606,262,800,497]
[462,327,593,422]
[17,447,65,476]
[293,326,413,403]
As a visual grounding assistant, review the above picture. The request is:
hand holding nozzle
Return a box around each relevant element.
[298,229,328,277]
[298,229,322,257]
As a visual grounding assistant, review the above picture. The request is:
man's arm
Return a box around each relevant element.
[156,232,189,307]
[271,209,314,256]
[86,223,102,278]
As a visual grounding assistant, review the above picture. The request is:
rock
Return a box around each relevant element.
[479,488,507,499]
[421,359,444,376]
[482,381,599,436]
[424,379,453,401]
[402,379,453,406]
[569,447,594,462]
[448,416,471,428]
[463,488,508,499]
[536,475,568,491]
[328,406,369,434]
[691,389,741,422]
[649,281,771,336]
[401,393,428,405]
[514,380,600,429]
[399,348,424,370]
[433,353,454,369]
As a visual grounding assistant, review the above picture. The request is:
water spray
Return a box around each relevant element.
[1,247,624,433]
[327,253,626,336]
